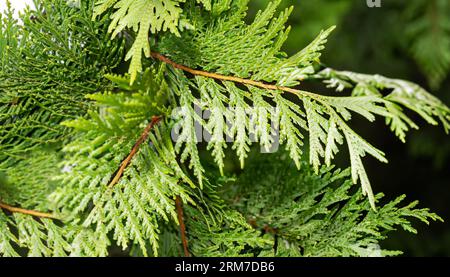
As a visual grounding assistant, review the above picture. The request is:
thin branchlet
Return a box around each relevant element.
[175,196,190,257]
[150,52,318,99]
[0,201,58,219]
[107,115,163,188]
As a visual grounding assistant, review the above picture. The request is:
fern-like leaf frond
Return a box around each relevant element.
[94,0,188,83]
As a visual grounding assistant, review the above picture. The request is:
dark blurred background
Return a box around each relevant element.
[247,0,450,256]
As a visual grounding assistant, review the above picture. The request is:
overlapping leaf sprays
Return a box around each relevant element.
[0,0,448,257]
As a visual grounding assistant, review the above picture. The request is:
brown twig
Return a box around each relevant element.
[175,196,190,257]
[248,218,278,235]
[150,52,311,97]
[107,115,162,188]
[105,115,191,256]
[0,201,58,219]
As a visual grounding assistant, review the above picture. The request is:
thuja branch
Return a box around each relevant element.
[105,115,191,256]
[149,52,345,139]
[149,53,362,126]
[0,201,58,219]
[107,115,162,188]
[150,52,320,99]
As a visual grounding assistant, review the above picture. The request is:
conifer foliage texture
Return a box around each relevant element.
[0,0,449,257]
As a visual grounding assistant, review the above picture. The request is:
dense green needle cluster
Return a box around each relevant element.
[0,0,449,257]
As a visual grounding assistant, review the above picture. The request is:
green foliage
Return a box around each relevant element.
[0,148,72,257]
[250,0,352,53]
[0,148,60,210]
[317,69,450,140]
[52,68,197,256]
[156,1,449,207]
[157,0,334,86]
[186,208,272,257]
[93,0,214,83]
[306,0,450,91]
[225,151,442,257]
[0,0,125,160]
[94,0,184,83]
[0,0,449,257]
